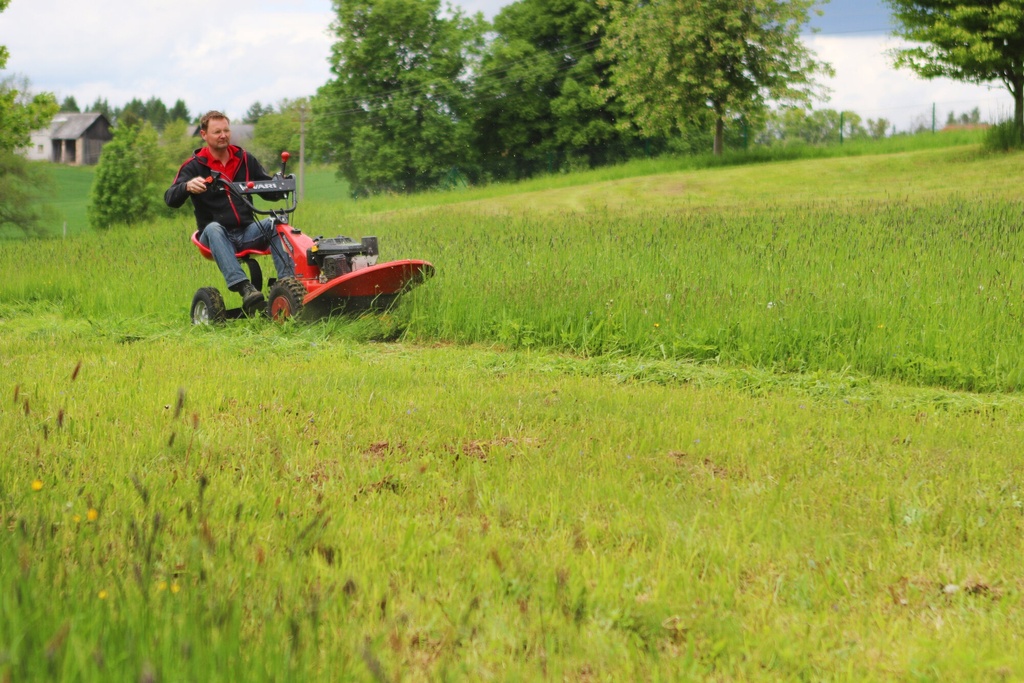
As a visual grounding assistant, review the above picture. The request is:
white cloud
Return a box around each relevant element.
[3,0,334,116]
[807,34,1009,131]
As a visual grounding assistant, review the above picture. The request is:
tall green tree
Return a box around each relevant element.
[886,0,1024,140]
[89,96,114,120]
[601,0,831,155]
[244,101,274,124]
[168,99,190,124]
[1,5,59,237]
[60,95,80,112]
[144,96,169,130]
[316,0,485,194]
[474,0,629,179]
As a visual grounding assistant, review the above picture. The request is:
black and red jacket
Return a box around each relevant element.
[164,146,280,234]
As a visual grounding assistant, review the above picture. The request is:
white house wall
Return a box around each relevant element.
[25,131,53,162]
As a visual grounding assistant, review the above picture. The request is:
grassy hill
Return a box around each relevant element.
[5,139,1024,680]
[46,164,94,236]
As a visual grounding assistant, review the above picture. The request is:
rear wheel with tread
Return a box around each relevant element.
[191,287,227,325]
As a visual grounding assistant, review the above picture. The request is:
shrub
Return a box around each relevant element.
[87,123,162,229]
[983,119,1022,151]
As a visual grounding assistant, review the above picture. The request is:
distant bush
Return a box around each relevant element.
[87,123,162,229]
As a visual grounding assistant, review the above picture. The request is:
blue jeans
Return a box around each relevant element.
[200,219,295,289]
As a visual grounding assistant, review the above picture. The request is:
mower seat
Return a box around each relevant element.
[191,231,272,292]
[191,230,272,261]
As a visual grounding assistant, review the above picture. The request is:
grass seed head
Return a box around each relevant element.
[174,387,185,419]
[71,361,82,382]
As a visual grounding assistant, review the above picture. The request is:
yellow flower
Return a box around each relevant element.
[31,480,43,491]
[87,508,99,522]
[170,583,181,594]
[98,590,108,600]
[72,515,82,523]
[157,581,168,592]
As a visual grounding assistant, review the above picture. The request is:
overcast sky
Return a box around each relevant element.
[1,0,1005,133]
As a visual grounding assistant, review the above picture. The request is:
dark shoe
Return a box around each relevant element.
[235,280,265,313]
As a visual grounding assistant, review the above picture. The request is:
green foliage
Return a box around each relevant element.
[0,151,56,238]
[887,0,1024,139]
[243,100,274,124]
[103,96,186,130]
[87,123,163,229]
[168,98,190,124]
[0,25,59,238]
[473,0,631,180]
[88,96,115,121]
[759,108,870,146]
[316,0,486,194]
[59,95,80,113]
[0,76,59,154]
[601,0,831,155]
[0,0,8,69]
[251,98,318,162]
[160,119,198,169]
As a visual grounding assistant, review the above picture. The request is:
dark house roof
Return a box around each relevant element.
[48,113,111,140]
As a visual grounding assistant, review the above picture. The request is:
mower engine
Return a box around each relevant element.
[307,235,379,283]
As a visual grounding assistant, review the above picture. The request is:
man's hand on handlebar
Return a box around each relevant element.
[185,177,209,194]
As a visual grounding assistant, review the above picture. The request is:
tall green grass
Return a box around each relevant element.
[4,326,1024,680]
[3,143,1023,392]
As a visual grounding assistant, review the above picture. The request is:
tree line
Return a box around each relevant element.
[4,0,1024,234]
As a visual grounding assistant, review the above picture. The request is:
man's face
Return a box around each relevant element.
[201,118,231,152]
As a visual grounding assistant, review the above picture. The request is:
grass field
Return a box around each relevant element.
[4,137,1024,680]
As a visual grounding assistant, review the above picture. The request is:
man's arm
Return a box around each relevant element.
[165,159,200,208]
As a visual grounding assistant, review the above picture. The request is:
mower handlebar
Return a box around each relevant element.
[204,171,298,218]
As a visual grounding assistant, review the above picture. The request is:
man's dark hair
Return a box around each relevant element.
[200,110,229,132]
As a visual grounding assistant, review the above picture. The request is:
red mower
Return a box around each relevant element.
[189,152,434,324]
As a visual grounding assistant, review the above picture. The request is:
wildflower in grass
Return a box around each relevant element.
[170,583,181,594]
[767,301,775,309]
[87,508,99,522]
[72,514,81,523]
[157,581,168,592]
[98,590,108,600]
[654,323,660,328]
[31,480,43,491]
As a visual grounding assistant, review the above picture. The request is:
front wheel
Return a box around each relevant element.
[191,287,226,325]
[267,278,307,321]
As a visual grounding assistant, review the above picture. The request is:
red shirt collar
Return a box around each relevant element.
[197,145,243,181]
